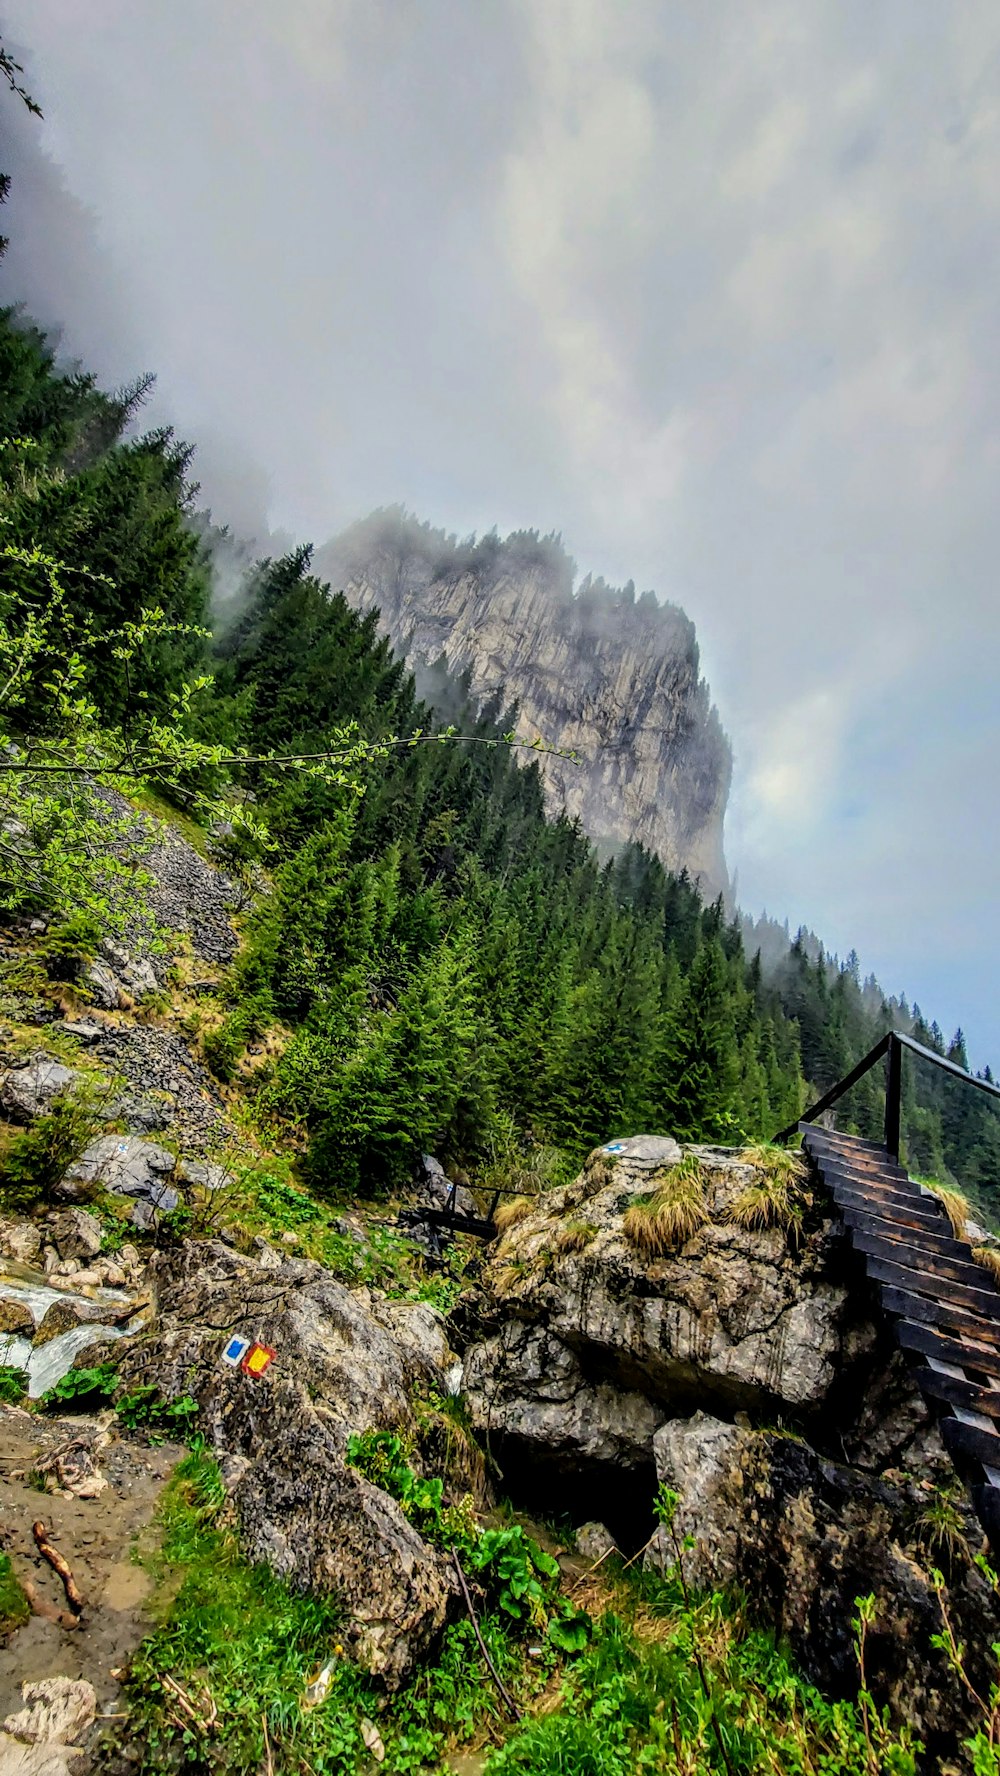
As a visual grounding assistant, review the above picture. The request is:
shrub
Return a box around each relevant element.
[39,1363,118,1411]
[0,1082,107,1209]
[622,1155,707,1257]
[42,910,101,982]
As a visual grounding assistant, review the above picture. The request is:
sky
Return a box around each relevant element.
[2,1,999,1063]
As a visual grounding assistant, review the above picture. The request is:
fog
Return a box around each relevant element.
[2,1,999,1060]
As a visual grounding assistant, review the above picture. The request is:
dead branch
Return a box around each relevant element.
[31,1519,85,1614]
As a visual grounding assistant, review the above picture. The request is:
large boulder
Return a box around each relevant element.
[454,1139,934,1484]
[118,1240,459,1684]
[62,1136,179,1218]
[0,1058,81,1123]
[650,1411,1000,1765]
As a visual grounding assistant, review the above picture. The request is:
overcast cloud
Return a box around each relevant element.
[2,0,999,1062]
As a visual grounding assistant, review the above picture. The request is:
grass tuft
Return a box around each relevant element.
[622,1156,707,1257]
[729,1146,808,1234]
[929,1185,970,1240]
[554,1219,597,1255]
[973,1246,1000,1287]
[494,1195,536,1235]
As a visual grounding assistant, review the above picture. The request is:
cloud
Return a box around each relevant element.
[3,0,1000,1061]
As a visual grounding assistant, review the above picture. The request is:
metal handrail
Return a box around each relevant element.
[774,1029,1000,1160]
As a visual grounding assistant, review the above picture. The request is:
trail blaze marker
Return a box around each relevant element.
[221,1336,250,1367]
[241,1341,276,1378]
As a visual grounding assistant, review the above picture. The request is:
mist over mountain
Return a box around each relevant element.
[317,510,732,899]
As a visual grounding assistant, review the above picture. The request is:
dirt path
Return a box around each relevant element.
[0,1406,181,1722]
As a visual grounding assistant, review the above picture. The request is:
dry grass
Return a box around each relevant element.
[726,1144,809,1234]
[494,1195,536,1235]
[973,1245,1000,1287]
[622,1156,707,1257]
[554,1218,597,1255]
[929,1184,970,1240]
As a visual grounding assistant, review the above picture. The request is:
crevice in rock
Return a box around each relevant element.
[485,1433,657,1556]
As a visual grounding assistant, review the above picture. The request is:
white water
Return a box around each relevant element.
[0,1274,141,1397]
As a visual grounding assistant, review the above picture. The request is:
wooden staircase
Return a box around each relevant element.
[802,1122,1000,1552]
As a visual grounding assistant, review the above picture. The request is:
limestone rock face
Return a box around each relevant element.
[121,1240,459,1684]
[317,514,732,897]
[650,1411,1000,1764]
[453,1140,944,1481]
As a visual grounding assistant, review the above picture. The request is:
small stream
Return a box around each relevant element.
[0,1269,142,1397]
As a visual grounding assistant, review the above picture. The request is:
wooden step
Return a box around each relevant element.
[913,1367,1000,1422]
[827,1185,949,1235]
[851,1229,998,1292]
[880,1292,1000,1342]
[838,1205,969,1259]
[898,1320,1000,1376]
[941,1416,1000,1474]
[867,1255,1000,1317]
[819,1159,932,1209]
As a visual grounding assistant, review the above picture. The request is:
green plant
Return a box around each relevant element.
[0,1364,28,1405]
[42,909,101,981]
[0,1551,30,1636]
[622,1155,707,1257]
[39,1362,118,1411]
[0,1079,109,1209]
[116,1385,200,1437]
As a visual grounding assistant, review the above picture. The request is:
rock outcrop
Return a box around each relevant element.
[453,1136,942,1484]
[118,1240,463,1684]
[450,1134,989,1753]
[317,512,731,897]
[651,1412,1000,1766]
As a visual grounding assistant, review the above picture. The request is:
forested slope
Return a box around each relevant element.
[2,305,997,1211]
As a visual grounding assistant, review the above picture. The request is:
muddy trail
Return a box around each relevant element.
[0,1406,182,1723]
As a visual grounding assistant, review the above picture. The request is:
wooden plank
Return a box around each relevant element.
[829,1185,950,1233]
[867,1255,1000,1317]
[804,1132,910,1177]
[888,1293,1000,1353]
[941,1416,1000,1472]
[838,1205,968,1256]
[818,1160,930,1208]
[851,1229,999,1291]
[418,1209,497,1239]
[914,1367,1000,1421]
[803,1128,891,1156]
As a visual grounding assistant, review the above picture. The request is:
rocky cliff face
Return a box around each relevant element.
[316,511,731,898]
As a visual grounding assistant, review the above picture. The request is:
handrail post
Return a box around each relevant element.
[884,1033,902,1162]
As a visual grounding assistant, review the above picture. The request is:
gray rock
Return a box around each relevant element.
[84,959,123,1009]
[60,1020,105,1045]
[118,1240,457,1683]
[47,1207,103,1262]
[0,1218,42,1266]
[112,1092,168,1134]
[370,1299,456,1378]
[4,1676,96,1745]
[576,1521,619,1563]
[179,1158,231,1193]
[649,1411,1000,1766]
[64,1135,179,1213]
[0,1058,80,1123]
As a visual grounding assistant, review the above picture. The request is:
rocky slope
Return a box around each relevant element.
[316,511,732,897]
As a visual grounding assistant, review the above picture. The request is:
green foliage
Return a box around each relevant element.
[38,1362,118,1410]
[0,1550,30,1636]
[42,909,101,981]
[0,1082,106,1209]
[116,1386,200,1436]
[0,1364,28,1405]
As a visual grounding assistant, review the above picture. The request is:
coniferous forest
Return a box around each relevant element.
[2,302,998,1218]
